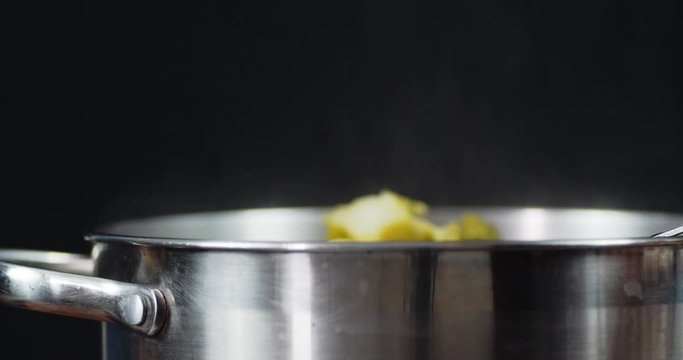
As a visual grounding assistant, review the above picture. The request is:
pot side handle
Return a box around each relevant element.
[0,249,167,336]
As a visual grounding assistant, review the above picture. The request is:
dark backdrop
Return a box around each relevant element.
[2,0,681,358]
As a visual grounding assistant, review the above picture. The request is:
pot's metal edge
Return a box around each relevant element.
[85,205,683,252]
[84,234,683,252]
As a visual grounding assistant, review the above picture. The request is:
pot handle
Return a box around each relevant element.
[0,249,167,336]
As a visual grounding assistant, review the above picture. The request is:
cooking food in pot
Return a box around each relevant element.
[324,189,499,241]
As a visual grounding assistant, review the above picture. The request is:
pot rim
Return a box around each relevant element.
[84,206,683,252]
[85,233,683,252]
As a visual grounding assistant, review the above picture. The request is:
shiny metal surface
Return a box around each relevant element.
[101,206,683,243]
[2,207,683,359]
[654,225,683,238]
[0,250,167,335]
[0,249,93,274]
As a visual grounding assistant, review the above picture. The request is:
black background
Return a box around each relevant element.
[2,0,681,358]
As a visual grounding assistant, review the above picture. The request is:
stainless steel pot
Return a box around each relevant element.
[2,206,683,359]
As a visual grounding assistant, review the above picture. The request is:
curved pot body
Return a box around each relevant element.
[2,207,683,360]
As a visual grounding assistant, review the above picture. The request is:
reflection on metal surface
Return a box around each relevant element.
[516,208,552,240]
[654,225,683,238]
[432,251,493,358]
[0,249,93,274]
[286,254,313,360]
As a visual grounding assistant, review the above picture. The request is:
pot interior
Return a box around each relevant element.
[98,206,683,242]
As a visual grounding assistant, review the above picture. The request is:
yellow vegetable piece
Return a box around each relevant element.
[460,212,500,240]
[432,221,462,241]
[324,190,431,241]
[325,190,499,242]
